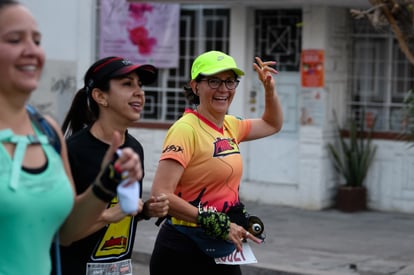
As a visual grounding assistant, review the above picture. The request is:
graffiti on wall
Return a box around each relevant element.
[29,59,77,125]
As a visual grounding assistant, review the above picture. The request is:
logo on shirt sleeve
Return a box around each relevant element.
[162,145,184,153]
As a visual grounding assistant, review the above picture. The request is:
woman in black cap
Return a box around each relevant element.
[54,56,169,275]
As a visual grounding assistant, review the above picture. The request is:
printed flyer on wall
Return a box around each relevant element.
[301,49,324,88]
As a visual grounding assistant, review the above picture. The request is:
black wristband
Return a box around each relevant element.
[95,152,128,202]
[100,157,124,190]
[137,201,151,221]
[137,212,151,221]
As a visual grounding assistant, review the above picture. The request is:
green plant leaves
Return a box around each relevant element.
[328,110,377,187]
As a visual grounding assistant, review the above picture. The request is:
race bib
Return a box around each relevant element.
[86,259,132,275]
[214,242,258,265]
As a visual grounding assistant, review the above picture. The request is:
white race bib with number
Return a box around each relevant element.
[86,258,132,275]
[214,242,258,265]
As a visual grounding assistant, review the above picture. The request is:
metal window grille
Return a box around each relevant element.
[349,17,414,133]
[254,9,302,72]
[96,2,230,123]
[142,6,230,122]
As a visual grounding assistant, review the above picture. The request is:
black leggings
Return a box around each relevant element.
[149,223,242,275]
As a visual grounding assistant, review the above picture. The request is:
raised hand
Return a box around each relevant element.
[253,57,278,90]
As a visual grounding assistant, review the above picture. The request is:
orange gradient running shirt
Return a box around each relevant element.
[160,109,251,212]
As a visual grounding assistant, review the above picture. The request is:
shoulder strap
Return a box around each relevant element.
[26,105,61,154]
[26,105,63,275]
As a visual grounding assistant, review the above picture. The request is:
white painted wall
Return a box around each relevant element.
[21,0,96,124]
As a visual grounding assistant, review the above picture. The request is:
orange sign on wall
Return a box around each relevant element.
[301,49,324,88]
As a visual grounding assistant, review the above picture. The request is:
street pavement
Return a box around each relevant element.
[131,198,414,275]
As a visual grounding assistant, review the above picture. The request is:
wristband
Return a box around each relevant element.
[100,153,125,190]
[93,152,125,202]
[197,208,230,240]
[137,201,151,220]
[137,211,151,221]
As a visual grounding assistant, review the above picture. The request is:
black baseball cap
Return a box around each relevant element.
[87,56,158,92]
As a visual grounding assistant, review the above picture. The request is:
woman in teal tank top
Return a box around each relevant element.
[0,127,74,275]
[0,1,144,274]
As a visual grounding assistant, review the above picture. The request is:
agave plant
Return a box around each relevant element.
[327,110,377,187]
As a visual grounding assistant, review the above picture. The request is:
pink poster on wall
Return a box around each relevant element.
[99,0,180,68]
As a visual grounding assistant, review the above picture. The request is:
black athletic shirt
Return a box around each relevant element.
[51,126,144,275]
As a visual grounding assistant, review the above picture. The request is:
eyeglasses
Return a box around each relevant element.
[200,78,240,90]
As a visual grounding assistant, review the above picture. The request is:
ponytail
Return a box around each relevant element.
[62,57,115,137]
[61,88,97,137]
[183,85,199,106]
[183,74,203,106]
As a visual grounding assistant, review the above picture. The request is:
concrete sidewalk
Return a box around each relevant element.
[132,199,414,275]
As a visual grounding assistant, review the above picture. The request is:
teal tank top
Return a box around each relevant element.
[0,127,74,275]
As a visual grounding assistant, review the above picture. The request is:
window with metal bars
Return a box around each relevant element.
[140,6,230,123]
[349,17,414,134]
[254,9,302,72]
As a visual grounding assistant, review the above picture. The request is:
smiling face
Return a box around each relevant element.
[193,70,238,117]
[0,4,45,96]
[94,72,146,126]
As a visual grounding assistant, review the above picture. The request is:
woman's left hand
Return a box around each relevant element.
[114,147,143,184]
[143,193,169,218]
[253,57,278,90]
[227,222,263,252]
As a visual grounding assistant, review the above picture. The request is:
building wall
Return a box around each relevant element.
[22,0,414,213]
[367,141,414,212]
